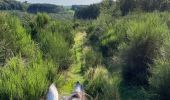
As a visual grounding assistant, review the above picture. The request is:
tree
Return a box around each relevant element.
[119,0,136,16]
[27,4,65,13]
[100,0,115,15]
[119,0,170,15]
[0,0,25,11]
[74,4,100,19]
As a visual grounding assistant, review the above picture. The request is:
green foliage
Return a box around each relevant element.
[50,20,74,45]
[74,4,100,19]
[150,60,170,100]
[27,4,65,13]
[35,13,51,28]
[119,0,170,15]
[84,66,119,100]
[100,0,117,17]
[0,10,78,100]
[26,13,73,70]
[121,14,169,87]
[86,21,108,48]
[119,0,136,16]
[2,2,170,100]
[84,12,170,100]
[0,0,26,11]
[0,56,56,100]
[0,57,26,100]
[119,84,149,100]
[100,19,128,57]
[0,12,37,60]
[0,12,58,100]
[37,29,71,70]
[83,47,102,71]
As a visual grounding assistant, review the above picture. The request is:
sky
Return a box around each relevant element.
[19,0,103,6]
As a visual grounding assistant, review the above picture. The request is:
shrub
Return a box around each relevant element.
[37,29,71,70]
[121,14,169,87]
[84,66,119,100]
[82,47,102,72]
[27,13,72,70]
[35,13,51,28]
[0,12,59,100]
[0,12,37,60]
[0,56,55,100]
[119,84,149,100]
[50,20,74,46]
[150,60,170,100]
[100,19,128,57]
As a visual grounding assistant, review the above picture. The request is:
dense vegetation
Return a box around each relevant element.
[27,4,65,13]
[74,4,100,19]
[0,0,170,100]
[0,0,27,11]
[0,0,70,14]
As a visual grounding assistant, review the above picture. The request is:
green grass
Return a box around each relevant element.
[59,32,86,94]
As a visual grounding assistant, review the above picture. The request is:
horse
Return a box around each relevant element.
[46,82,88,100]
[47,83,59,100]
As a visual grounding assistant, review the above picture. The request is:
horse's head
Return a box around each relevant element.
[68,82,85,100]
[46,82,86,100]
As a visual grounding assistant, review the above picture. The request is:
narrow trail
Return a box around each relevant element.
[60,31,86,94]
[70,31,86,82]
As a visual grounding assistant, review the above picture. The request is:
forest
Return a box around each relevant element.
[0,0,170,100]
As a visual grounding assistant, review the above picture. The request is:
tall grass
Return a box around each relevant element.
[121,14,169,86]
[84,66,120,100]
[117,13,170,100]
[0,13,37,60]
[0,12,59,100]
[150,60,170,100]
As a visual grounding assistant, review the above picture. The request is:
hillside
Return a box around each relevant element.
[0,0,26,10]
[0,0,74,14]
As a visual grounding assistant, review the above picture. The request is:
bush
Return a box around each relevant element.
[0,12,39,63]
[84,66,119,100]
[100,19,128,57]
[0,12,59,100]
[150,60,170,100]
[0,56,57,100]
[50,20,74,46]
[35,13,51,28]
[37,29,71,70]
[121,14,169,87]
[27,13,72,70]
[82,47,102,72]
[119,84,149,100]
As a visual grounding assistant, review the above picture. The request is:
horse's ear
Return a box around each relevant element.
[46,83,59,100]
[74,81,83,93]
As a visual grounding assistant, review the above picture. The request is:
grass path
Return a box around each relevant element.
[68,31,86,84]
[59,32,86,94]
